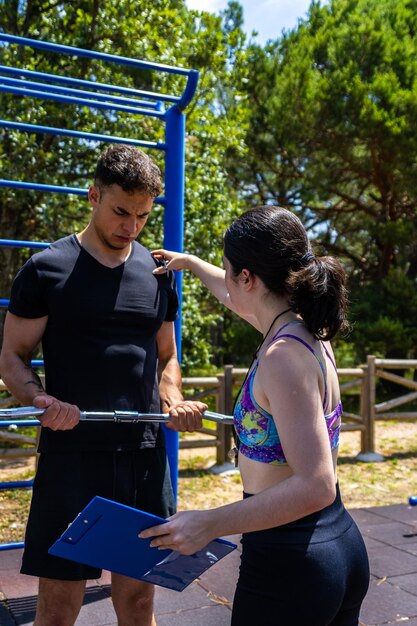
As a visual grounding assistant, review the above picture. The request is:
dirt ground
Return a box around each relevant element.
[0,455,36,479]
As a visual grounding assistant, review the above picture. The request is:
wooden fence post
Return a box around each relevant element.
[215,365,234,466]
[357,355,384,462]
[359,363,368,455]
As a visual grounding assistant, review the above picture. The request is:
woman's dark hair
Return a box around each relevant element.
[223,205,348,340]
[94,144,162,198]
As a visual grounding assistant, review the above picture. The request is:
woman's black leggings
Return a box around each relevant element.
[231,486,369,626]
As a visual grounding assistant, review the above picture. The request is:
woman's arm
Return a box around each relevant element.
[153,250,228,305]
[152,249,259,329]
[140,339,337,553]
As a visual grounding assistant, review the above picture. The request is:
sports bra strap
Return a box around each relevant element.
[323,342,337,372]
[266,321,331,412]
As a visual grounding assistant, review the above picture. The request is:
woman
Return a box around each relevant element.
[141,206,370,625]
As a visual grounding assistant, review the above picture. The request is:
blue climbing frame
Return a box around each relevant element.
[0,33,199,548]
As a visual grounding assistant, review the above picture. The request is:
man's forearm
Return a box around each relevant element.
[158,356,183,411]
[1,355,46,405]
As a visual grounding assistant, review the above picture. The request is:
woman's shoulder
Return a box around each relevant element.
[259,326,326,387]
[259,336,307,382]
[267,323,319,359]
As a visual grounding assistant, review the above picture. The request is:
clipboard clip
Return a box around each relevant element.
[62,513,102,544]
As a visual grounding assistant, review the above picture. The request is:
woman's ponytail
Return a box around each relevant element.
[286,256,349,341]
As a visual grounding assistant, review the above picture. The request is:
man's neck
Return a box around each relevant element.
[76,229,132,268]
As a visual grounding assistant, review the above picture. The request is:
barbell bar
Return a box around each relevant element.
[0,406,234,426]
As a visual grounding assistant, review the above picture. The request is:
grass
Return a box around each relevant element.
[0,467,33,544]
[1,420,416,544]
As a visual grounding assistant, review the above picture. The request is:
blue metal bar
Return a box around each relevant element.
[0,238,49,249]
[164,107,186,352]
[162,105,186,500]
[0,180,87,195]
[0,32,199,542]
[0,83,166,118]
[0,180,165,204]
[0,542,24,551]
[0,479,34,490]
[0,178,166,205]
[0,119,166,150]
[0,420,41,427]
[0,75,159,110]
[0,33,192,76]
[177,70,199,111]
[0,65,181,104]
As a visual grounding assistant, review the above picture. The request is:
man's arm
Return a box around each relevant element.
[0,312,80,430]
[156,321,206,432]
[0,312,48,404]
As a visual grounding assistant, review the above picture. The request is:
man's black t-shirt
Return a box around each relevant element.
[8,235,178,452]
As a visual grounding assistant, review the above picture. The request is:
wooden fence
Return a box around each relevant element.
[181,364,369,465]
[1,356,417,465]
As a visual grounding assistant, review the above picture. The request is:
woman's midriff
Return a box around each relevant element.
[238,447,339,494]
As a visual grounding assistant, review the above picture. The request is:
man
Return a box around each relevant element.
[0,144,206,626]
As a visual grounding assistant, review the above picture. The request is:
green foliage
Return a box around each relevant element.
[332,337,357,368]
[0,0,250,367]
[350,268,417,359]
[228,0,417,360]
[2,0,417,369]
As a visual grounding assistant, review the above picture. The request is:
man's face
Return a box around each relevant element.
[88,184,154,250]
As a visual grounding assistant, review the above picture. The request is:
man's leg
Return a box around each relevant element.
[111,573,156,626]
[33,577,86,626]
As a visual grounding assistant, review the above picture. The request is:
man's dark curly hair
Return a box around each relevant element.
[94,144,162,198]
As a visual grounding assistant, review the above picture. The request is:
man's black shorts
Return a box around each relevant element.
[21,448,175,580]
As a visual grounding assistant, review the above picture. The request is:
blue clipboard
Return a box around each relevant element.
[48,496,237,592]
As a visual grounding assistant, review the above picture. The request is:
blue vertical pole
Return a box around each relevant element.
[162,105,185,500]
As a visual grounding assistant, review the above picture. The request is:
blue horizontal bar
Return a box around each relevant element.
[0,75,159,110]
[0,83,166,118]
[0,182,166,205]
[0,299,9,306]
[0,479,34,490]
[0,120,166,150]
[0,33,192,76]
[0,180,88,195]
[0,420,41,427]
[0,65,181,104]
[0,238,49,248]
[0,542,24,551]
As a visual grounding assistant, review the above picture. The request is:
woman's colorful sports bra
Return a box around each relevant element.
[233,321,342,465]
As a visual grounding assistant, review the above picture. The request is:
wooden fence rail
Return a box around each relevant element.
[182,364,370,464]
[1,356,417,465]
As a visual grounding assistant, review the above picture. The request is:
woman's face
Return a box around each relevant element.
[224,256,245,311]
